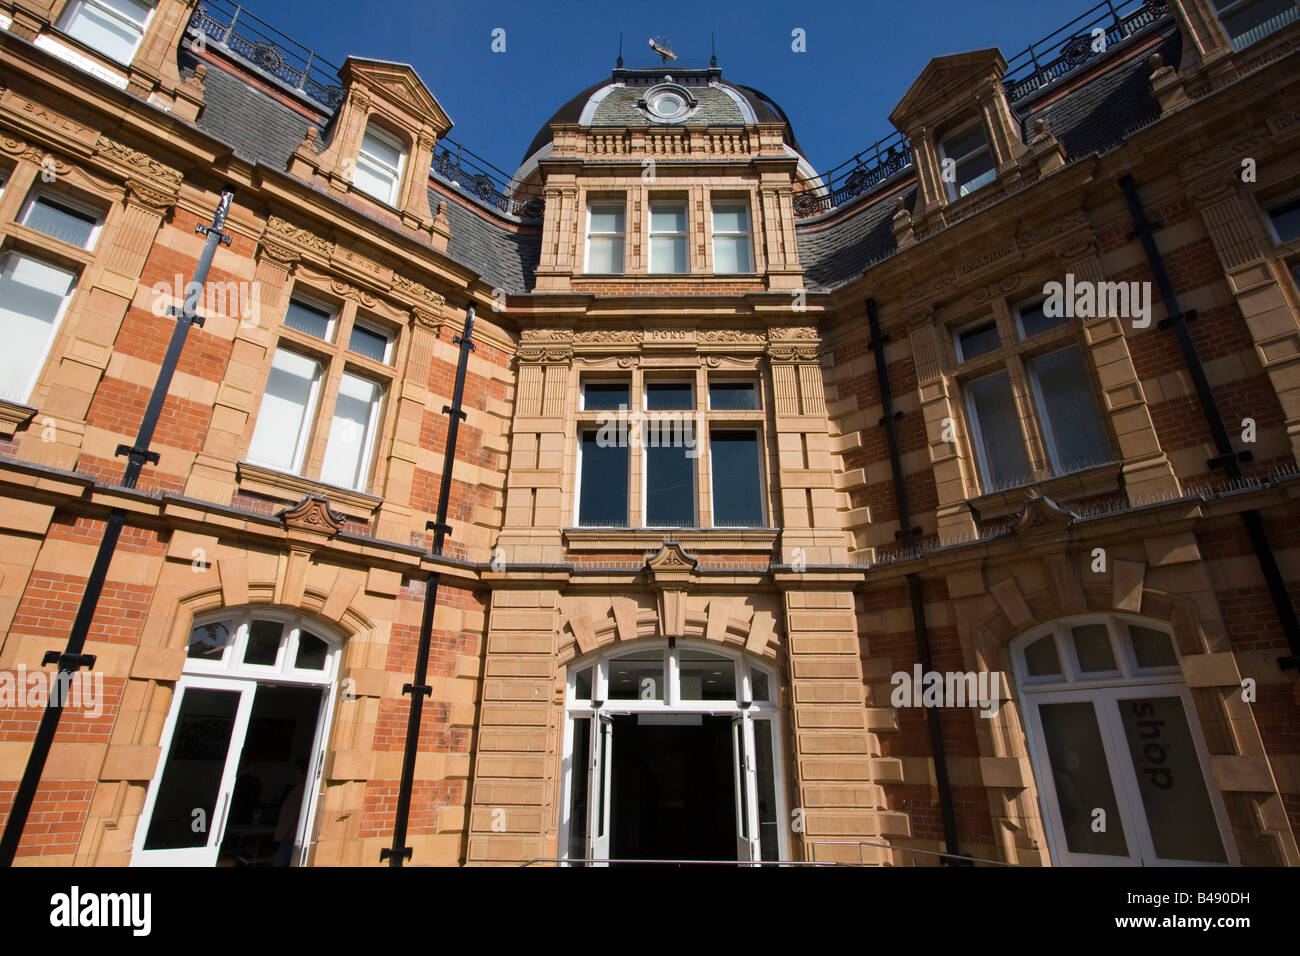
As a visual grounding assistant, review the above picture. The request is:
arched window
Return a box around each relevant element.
[1012,614,1235,866]
[561,640,786,865]
[132,610,342,868]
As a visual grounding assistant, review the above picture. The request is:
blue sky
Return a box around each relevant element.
[241,0,1100,177]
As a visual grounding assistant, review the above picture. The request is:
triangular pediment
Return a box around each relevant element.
[890,49,1006,126]
[341,57,453,134]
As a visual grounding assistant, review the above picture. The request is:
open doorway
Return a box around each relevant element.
[610,714,735,862]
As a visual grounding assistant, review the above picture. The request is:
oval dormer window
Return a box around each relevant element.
[642,83,695,122]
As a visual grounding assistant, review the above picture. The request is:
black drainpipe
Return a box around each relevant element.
[1119,176,1300,670]
[867,298,964,862]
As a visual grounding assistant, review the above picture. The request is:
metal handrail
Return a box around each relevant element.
[521,856,843,867]
[808,840,1021,866]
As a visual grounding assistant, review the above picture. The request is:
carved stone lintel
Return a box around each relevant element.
[411,306,441,337]
[259,240,300,266]
[393,272,446,308]
[124,178,176,212]
[278,495,344,538]
[265,215,335,260]
[767,344,820,364]
[95,134,183,189]
[517,346,574,365]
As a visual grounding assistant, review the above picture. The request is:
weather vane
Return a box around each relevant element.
[649,36,677,64]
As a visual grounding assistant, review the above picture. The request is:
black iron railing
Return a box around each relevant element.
[1002,0,1171,102]
[792,128,913,219]
[187,0,545,220]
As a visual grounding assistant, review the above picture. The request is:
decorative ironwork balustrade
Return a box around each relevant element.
[792,130,913,219]
[1001,0,1170,102]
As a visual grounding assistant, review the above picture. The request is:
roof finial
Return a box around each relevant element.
[616,33,623,68]
[711,33,717,68]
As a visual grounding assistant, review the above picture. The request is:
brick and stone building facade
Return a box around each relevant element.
[0,0,1298,866]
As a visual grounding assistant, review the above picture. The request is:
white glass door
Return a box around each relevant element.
[131,676,256,866]
[587,712,613,865]
[731,714,760,863]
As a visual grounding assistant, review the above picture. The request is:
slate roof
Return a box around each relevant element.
[794,21,1180,292]
[187,53,540,294]
[591,86,746,126]
[797,187,915,294]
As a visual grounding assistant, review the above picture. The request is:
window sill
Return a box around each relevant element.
[970,460,1122,523]
[563,527,778,552]
[236,461,382,520]
[0,399,36,437]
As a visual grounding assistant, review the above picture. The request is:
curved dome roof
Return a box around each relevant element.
[518,66,809,166]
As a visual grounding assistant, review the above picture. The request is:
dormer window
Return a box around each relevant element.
[354,124,405,206]
[1211,0,1299,51]
[939,122,996,200]
[58,0,154,65]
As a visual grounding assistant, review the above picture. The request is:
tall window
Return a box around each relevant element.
[939,121,996,200]
[58,0,154,65]
[0,252,77,404]
[649,201,688,274]
[586,202,626,274]
[955,298,1111,493]
[354,125,405,206]
[711,200,752,274]
[1014,615,1234,866]
[1211,0,1298,51]
[644,381,696,527]
[246,294,395,493]
[574,377,765,529]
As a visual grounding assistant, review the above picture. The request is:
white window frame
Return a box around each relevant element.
[584,200,626,275]
[1012,614,1238,867]
[1024,344,1110,475]
[953,316,1001,363]
[1211,0,1300,51]
[355,124,406,206]
[963,367,1028,491]
[132,609,341,868]
[648,200,689,274]
[559,639,787,865]
[1013,297,1064,340]
[0,250,78,406]
[19,189,105,250]
[246,346,324,476]
[348,316,395,364]
[641,378,697,528]
[938,120,996,201]
[57,0,155,65]
[710,199,753,274]
[1264,191,1300,247]
[320,369,384,493]
[283,294,338,343]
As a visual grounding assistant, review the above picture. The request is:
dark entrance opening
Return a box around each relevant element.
[610,713,735,862]
[217,684,323,866]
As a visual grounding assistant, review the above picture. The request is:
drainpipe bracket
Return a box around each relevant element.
[1158,308,1198,331]
[402,683,433,698]
[1207,450,1253,471]
[879,410,904,426]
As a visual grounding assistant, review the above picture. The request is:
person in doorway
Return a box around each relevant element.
[273,758,309,867]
